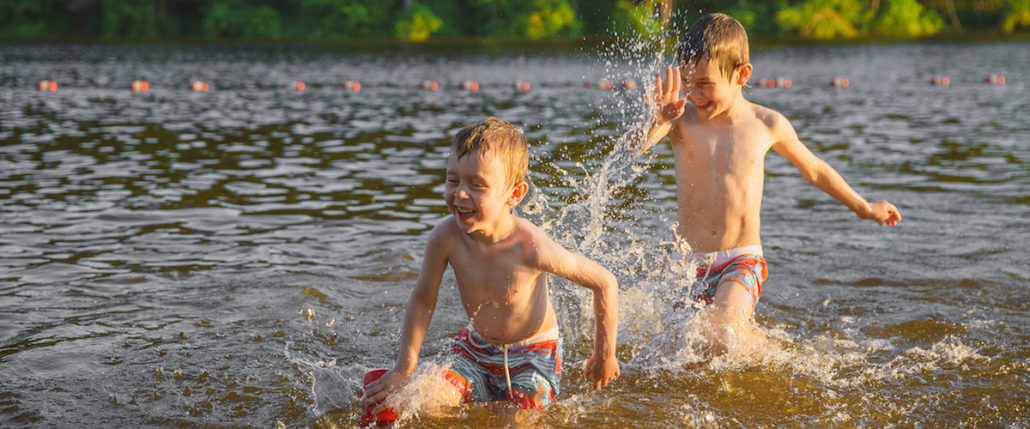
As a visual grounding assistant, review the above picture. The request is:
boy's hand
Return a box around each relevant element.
[646,66,687,124]
[861,201,901,226]
[362,368,411,412]
[584,353,620,390]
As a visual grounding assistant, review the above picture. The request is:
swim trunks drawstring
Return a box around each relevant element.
[467,329,514,397]
[501,344,512,399]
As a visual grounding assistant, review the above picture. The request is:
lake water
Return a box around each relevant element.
[1,40,1028,428]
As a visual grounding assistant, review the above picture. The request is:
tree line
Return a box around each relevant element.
[2,0,1028,41]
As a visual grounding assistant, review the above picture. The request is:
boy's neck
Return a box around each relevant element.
[467,212,517,244]
[706,90,748,125]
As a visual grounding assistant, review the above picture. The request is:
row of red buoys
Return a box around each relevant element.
[583,79,638,90]
[34,74,1009,93]
[755,78,792,88]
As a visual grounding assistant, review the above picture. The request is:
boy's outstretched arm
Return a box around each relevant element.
[630,66,687,155]
[532,231,620,389]
[362,227,450,410]
[770,114,901,226]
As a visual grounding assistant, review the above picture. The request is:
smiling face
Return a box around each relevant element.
[680,55,750,121]
[444,149,525,237]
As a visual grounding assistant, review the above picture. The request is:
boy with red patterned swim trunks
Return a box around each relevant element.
[633,13,900,353]
[361,117,619,424]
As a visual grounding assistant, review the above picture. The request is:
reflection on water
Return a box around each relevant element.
[1,41,1029,427]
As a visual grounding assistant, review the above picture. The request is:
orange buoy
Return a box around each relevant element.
[598,79,614,90]
[130,80,150,93]
[189,81,209,92]
[766,78,778,88]
[36,80,58,92]
[296,81,307,91]
[419,80,439,91]
[986,74,1006,85]
[930,76,950,86]
[830,77,850,88]
[459,80,479,92]
[622,79,638,90]
[513,80,531,92]
[343,81,362,91]
[777,78,792,89]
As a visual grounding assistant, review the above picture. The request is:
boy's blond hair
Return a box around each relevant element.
[451,117,528,188]
[677,13,750,79]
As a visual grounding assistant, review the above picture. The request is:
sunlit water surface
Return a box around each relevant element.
[1,41,1028,427]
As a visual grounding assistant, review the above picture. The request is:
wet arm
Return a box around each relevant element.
[393,234,449,374]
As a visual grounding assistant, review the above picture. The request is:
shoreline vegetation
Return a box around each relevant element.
[2,1,1028,44]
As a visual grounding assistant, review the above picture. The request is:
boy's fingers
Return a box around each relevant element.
[654,72,663,95]
[664,66,674,96]
[672,67,681,95]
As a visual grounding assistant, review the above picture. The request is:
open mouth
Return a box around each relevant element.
[694,101,712,111]
[455,206,476,221]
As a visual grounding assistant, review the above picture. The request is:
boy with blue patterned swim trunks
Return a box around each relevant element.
[361,118,619,423]
[631,14,900,353]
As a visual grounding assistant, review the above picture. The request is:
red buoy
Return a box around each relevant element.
[513,80,531,92]
[583,81,592,88]
[343,81,362,92]
[419,80,439,91]
[189,81,209,92]
[766,78,778,88]
[930,76,950,86]
[36,80,58,92]
[986,74,1006,85]
[830,78,850,88]
[459,80,479,92]
[130,80,149,93]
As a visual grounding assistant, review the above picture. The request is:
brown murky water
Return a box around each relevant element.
[1,41,1028,427]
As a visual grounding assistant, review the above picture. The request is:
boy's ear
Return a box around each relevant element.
[508,181,529,206]
[735,63,753,86]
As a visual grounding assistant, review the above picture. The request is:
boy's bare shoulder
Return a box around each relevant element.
[511,217,559,261]
[427,217,461,248]
[747,101,792,132]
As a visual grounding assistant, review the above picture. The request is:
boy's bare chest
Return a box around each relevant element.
[674,123,770,169]
[450,244,540,299]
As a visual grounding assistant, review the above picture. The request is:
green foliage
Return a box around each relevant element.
[205,1,282,39]
[518,0,579,39]
[0,0,1024,41]
[394,2,443,41]
[100,0,157,39]
[872,0,945,36]
[612,0,663,37]
[1003,0,1030,32]
[298,0,395,38]
[776,0,872,38]
[725,1,788,36]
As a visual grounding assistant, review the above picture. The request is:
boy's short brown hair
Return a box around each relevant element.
[451,117,528,188]
[677,13,750,79]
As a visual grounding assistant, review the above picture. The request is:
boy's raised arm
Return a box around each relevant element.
[771,115,901,226]
[362,227,450,409]
[630,66,687,155]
